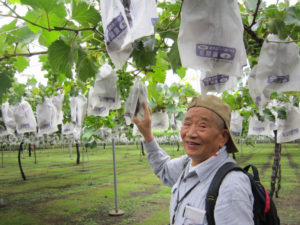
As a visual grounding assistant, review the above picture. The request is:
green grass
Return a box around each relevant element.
[0,142,299,225]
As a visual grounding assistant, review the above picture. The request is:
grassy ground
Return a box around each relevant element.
[0,142,299,225]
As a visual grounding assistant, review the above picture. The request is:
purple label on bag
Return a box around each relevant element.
[40,123,51,130]
[282,128,299,137]
[255,96,261,106]
[253,127,265,132]
[202,74,229,86]
[93,107,106,114]
[124,112,132,118]
[196,44,236,61]
[64,128,71,132]
[151,18,159,25]
[154,122,164,128]
[231,131,241,136]
[20,124,30,129]
[267,75,289,84]
[105,13,127,45]
[7,124,15,129]
[99,96,115,103]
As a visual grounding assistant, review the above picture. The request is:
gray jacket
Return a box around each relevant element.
[144,139,254,225]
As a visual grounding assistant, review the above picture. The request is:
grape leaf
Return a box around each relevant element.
[132,40,157,68]
[14,56,29,72]
[48,40,75,78]
[11,26,38,44]
[76,48,98,82]
[176,67,186,79]
[269,19,287,39]
[21,0,65,14]
[167,42,182,72]
[245,0,258,11]
[0,73,12,104]
[285,6,300,26]
[39,29,60,47]
[72,1,101,27]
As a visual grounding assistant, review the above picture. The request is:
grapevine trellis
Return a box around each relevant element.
[0,0,299,202]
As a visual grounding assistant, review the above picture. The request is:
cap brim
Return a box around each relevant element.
[226,133,239,153]
[225,121,238,153]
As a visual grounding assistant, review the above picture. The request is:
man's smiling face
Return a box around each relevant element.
[180,107,229,166]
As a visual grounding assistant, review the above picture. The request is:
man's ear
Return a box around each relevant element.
[220,129,230,148]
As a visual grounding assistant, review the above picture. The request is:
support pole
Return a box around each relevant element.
[1,144,4,168]
[109,138,124,216]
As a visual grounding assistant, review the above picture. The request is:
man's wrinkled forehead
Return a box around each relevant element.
[184,106,214,121]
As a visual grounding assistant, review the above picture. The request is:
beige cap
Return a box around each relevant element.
[187,95,238,153]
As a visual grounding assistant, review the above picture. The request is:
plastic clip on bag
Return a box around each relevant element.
[124,79,148,125]
[178,0,247,77]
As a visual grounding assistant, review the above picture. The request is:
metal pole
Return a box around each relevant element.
[1,144,4,168]
[109,138,124,216]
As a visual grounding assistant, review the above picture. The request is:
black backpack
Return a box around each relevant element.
[206,162,280,225]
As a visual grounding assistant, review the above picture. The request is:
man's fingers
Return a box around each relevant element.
[132,115,140,125]
[142,103,151,117]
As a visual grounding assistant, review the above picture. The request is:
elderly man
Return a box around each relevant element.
[133,95,254,225]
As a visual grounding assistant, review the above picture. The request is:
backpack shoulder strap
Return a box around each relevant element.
[206,162,244,225]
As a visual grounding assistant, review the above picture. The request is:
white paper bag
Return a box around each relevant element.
[0,125,8,137]
[251,34,300,108]
[230,111,243,136]
[152,111,169,131]
[248,65,265,108]
[92,64,121,110]
[62,122,75,136]
[124,79,148,125]
[1,102,16,134]
[129,0,158,41]
[277,107,300,143]
[50,94,64,125]
[248,116,273,137]
[87,87,110,117]
[101,0,133,69]
[73,125,82,141]
[100,0,158,69]
[70,94,87,127]
[178,0,247,77]
[200,72,239,96]
[132,123,141,136]
[14,100,37,134]
[36,98,58,135]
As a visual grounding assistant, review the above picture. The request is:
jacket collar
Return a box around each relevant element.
[184,146,229,181]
